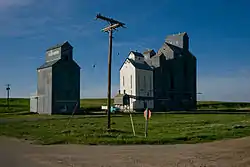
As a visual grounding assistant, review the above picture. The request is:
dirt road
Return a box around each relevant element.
[1,136,250,167]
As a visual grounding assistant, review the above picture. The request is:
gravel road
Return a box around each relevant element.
[1,136,250,167]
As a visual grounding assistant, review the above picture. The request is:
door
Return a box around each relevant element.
[30,97,38,113]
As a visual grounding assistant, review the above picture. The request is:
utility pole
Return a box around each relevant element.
[96,13,126,130]
[5,84,11,109]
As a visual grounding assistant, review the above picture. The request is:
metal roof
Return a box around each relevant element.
[37,59,59,70]
[46,41,72,51]
[165,43,182,54]
[166,32,187,38]
[130,51,144,57]
[128,58,153,71]
[143,49,154,54]
[143,49,156,58]
[37,59,81,70]
[119,58,153,71]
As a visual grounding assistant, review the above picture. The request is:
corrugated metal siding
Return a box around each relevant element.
[151,44,196,111]
[30,97,38,113]
[52,59,80,114]
[36,42,80,115]
[37,67,52,114]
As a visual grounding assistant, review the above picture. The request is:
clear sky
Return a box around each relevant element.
[0,0,249,101]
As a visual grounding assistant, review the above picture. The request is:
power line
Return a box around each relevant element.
[96,13,126,130]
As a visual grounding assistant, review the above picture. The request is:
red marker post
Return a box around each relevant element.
[144,108,151,138]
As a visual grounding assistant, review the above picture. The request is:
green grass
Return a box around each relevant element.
[1,114,250,145]
[80,98,113,110]
[0,98,250,111]
[0,98,111,118]
[1,98,250,145]
[197,101,250,110]
[1,98,250,118]
[0,98,30,117]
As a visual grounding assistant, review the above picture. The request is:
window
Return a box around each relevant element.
[149,76,152,90]
[138,75,140,88]
[130,75,132,89]
[123,76,125,86]
[149,76,152,95]
[144,76,146,90]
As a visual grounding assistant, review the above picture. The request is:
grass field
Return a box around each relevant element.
[197,101,250,110]
[1,114,250,145]
[0,98,29,116]
[1,98,250,145]
[1,98,250,112]
[1,98,250,118]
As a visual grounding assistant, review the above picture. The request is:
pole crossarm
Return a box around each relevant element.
[102,23,122,32]
[96,13,125,27]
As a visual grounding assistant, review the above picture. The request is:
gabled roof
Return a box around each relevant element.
[129,58,153,71]
[166,32,188,38]
[46,41,73,51]
[120,58,153,71]
[158,42,196,60]
[130,51,144,57]
[37,59,59,70]
[37,59,81,70]
[176,32,187,36]
[165,43,182,54]
[155,43,173,57]
[143,49,154,54]
[143,49,156,57]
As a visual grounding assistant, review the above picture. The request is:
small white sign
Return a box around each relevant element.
[101,106,108,110]
[48,50,60,57]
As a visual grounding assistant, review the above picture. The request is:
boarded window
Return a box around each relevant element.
[149,76,152,95]
[123,76,125,86]
[138,75,140,88]
[130,75,132,89]
[144,76,146,89]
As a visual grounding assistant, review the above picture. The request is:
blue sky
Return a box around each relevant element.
[0,0,249,101]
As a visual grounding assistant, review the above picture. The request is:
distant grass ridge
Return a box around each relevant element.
[197,101,250,110]
[0,98,250,117]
